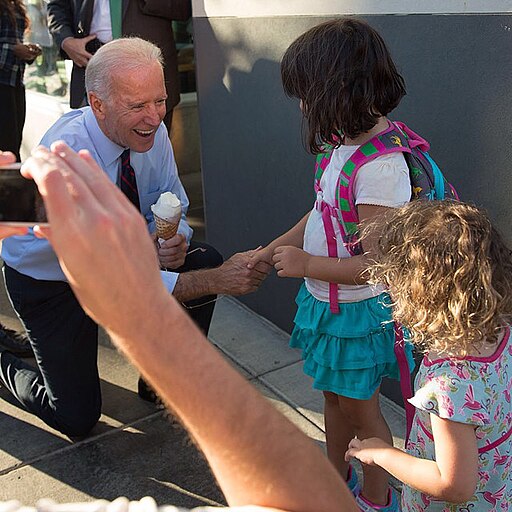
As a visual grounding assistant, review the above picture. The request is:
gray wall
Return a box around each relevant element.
[194,13,512,334]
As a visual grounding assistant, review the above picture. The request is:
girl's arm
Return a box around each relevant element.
[273,204,387,284]
[345,415,479,502]
[248,212,310,268]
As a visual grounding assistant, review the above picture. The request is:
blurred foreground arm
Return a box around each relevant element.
[22,143,356,512]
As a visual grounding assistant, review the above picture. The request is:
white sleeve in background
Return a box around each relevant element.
[354,153,411,208]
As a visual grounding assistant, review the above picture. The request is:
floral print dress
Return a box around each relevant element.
[402,326,512,511]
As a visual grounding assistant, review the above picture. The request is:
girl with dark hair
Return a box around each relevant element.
[250,18,411,511]
[0,0,41,160]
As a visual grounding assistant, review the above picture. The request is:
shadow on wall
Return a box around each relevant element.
[195,17,320,332]
[195,14,512,334]
[376,15,512,242]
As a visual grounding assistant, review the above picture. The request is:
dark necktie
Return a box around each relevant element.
[120,149,140,211]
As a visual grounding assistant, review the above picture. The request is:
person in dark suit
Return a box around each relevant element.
[46,0,191,131]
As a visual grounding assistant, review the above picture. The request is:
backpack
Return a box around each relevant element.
[313,122,458,443]
[314,121,458,314]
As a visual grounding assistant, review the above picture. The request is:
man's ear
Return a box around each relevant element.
[89,92,106,120]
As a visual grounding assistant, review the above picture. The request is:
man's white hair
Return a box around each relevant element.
[85,37,164,101]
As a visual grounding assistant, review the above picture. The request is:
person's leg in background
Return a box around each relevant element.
[14,78,26,159]
[138,240,223,401]
[0,80,35,356]
[0,266,102,438]
[0,81,23,161]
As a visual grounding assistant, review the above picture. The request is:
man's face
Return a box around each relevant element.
[92,62,167,153]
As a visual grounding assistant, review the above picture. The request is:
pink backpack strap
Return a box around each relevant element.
[314,144,340,313]
[317,201,341,314]
[393,121,430,152]
[393,323,414,444]
[338,123,412,226]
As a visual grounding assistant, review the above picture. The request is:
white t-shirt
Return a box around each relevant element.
[304,145,411,303]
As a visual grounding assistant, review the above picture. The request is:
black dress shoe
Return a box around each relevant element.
[137,376,160,403]
[0,324,33,358]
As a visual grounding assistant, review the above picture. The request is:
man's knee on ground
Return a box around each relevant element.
[54,404,101,438]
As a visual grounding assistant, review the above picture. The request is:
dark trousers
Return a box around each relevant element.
[174,240,223,335]
[0,80,26,161]
[0,241,222,437]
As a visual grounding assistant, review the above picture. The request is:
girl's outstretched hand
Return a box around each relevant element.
[273,245,310,278]
[247,245,273,269]
[344,437,392,466]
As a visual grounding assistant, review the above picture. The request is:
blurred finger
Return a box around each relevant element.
[348,438,361,450]
[0,151,16,166]
[52,142,129,215]
[0,226,28,238]
[33,225,51,239]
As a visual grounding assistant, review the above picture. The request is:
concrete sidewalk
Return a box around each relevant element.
[0,295,406,507]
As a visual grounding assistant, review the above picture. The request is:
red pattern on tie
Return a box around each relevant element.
[120,149,140,211]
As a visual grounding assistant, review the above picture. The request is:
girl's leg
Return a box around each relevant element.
[323,390,355,479]
[337,388,393,506]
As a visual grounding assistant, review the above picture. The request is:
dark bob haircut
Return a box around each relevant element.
[281,18,406,154]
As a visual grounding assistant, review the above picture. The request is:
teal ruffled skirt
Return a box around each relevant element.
[290,284,414,400]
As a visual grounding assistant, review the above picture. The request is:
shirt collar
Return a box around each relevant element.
[84,107,125,167]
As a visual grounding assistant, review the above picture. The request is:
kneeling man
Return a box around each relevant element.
[0,38,270,437]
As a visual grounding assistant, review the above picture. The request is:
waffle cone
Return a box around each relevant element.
[154,214,179,240]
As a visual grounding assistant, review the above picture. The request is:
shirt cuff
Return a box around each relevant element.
[160,269,178,293]
[178,220,193,244]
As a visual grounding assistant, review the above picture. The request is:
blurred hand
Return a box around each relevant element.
[61,35,97,67]
[22,142,168,335]
[273,246,311,278]
[158,233,187,269]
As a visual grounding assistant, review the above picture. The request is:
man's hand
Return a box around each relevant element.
[273,246,311,278]
[344,437,392,467]
[173,249,272,302]
[212,250,272,296]
[61,35,97,67]
[157,233,187,269]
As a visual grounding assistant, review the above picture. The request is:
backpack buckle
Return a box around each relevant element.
[315,191,324,212]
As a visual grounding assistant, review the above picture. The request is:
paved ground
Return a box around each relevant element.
[0,286,406,507]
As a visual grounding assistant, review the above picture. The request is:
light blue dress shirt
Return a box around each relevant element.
[1,107,192,293]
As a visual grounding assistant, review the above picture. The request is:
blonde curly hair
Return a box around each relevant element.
[364,201,512,356]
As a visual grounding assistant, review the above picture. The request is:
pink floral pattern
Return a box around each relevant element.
[402,328,512,511]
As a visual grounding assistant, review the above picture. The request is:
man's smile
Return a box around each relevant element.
[133,128,156,137]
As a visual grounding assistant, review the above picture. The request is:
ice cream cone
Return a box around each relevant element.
[154,213,179,240]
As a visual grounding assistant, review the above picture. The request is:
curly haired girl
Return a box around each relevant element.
[346,200,512,511]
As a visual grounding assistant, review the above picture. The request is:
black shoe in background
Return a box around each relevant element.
[137,376,160,404]
[0,324,33,358]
